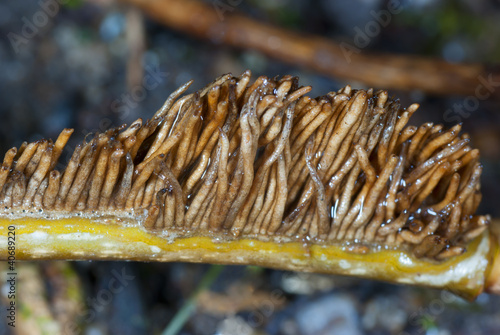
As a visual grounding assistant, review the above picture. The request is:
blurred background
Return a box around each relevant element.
[1,0,500,334]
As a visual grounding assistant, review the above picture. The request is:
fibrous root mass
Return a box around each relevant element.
[0,71,489,260]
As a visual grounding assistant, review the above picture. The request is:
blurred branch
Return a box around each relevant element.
[120,0,500,97]
[125,7,146,90]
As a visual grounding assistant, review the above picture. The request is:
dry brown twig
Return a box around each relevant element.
[0,71,498,299]
[119,0,500,97]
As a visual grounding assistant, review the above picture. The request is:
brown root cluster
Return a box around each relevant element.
[0,71,490,260]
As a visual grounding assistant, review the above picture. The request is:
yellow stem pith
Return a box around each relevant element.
[1,216,495,300]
